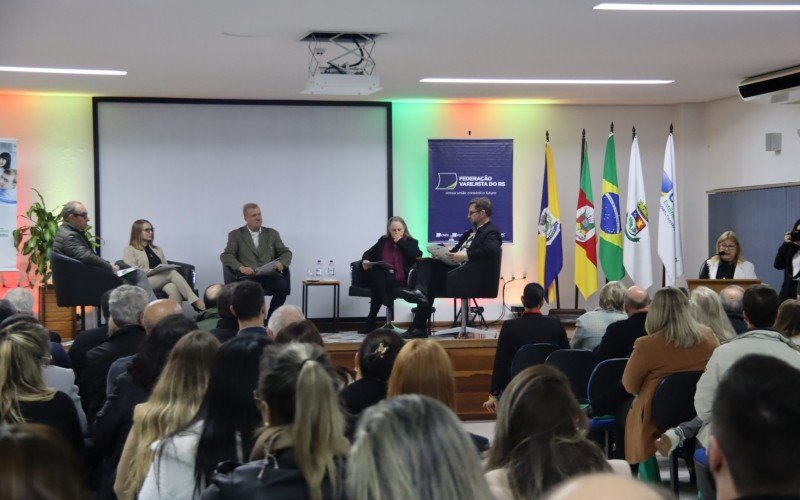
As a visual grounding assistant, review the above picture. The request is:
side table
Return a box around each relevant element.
[301,279,340,332]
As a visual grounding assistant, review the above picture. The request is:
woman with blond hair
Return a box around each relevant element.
[203,342,349,500]
[123,218,205,310]
[387,338,489,452]
[623,287,718,476]
[690,286,736,342]
[114,330,220,500]
[699,230,756,279]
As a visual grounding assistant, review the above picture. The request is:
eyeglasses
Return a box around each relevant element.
[143,228,154,232]
[468,210,481,216]
[72,212,88,218]
[720,244,737,249]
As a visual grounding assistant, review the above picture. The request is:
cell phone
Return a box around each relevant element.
[791,230,800,242]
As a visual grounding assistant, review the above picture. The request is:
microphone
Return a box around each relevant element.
[718,251,726,257]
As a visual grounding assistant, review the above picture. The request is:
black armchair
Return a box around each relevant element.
[349,260,407,331]
[115,259,198,299]
[435,249,502,337]
[51,252,123,330]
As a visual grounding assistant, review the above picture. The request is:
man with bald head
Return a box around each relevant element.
[195,284,223,331]
[719,285,747,334]
[266,304,305,340]
[594,285,650,362]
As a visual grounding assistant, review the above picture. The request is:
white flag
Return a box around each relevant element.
[623,136,653,289]
[657,133,684,285]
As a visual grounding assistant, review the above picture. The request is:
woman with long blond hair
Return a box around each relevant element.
[387,339,489,452]
[699,230,756,279]
[690,286,736,342]
[114,330,219,499]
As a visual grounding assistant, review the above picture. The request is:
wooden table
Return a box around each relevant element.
[302,279,341,332]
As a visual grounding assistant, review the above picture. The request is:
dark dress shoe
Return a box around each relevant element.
[358,321,378,334]
[398,289,428,305]
[401,327,428,339]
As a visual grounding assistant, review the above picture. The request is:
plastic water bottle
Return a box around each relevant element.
[326,260,335,280]
[448,235,456,249]
[314,259,323,279]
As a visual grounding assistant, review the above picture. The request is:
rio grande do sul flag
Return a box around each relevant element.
[538,141,563,303]
[599,132,624,280]
[623,133,653,289]
[574,137,598,299]
[657,131,684,285]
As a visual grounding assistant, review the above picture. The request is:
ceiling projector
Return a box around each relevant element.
[302,73,381,96]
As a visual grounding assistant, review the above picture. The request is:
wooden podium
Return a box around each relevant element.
[686,279,761,294]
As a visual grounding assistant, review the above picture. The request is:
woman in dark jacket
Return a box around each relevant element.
[774,217,800,302]
[359,216,422,333]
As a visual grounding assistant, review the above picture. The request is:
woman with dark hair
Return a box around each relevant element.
[774,299,800,343]
[92,315,197,498]
[140,334,269,499]
[274,319,325,346]
[203,342,349,500]
[210,283,238,343]
[774,218,800,302]
[485,365,615,499]
[359,216,422,333]
[124,219,205,310]
[341,329,404,420]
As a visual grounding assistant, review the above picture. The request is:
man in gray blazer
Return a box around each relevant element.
[220,203,292,319]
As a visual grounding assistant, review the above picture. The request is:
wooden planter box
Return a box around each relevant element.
[39,286,76,340]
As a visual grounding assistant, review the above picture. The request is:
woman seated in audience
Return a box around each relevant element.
[203,342,350,500]
[347,394,493,499]
[123,219,205,310]
[140,334,269,499]
[274,319,325,345]
[387,338,490,452]
[623,287,718,477]
[0,323,84,456]
[114,331,219,500]
[485,365,618,499]
[0,423,87,500]
[774,299,800,343]
[699,230,756,279]
[340,329,404,429]
[93,315,198,499]
[359,216,422,333]
[571,280,627,350]
[690,286,735,342]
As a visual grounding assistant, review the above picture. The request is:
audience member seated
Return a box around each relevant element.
[571,281,627,350]
[195,284,223,331]
[0,313,71,368]
[92,315,197,499]
[0,298,17,323]
[545,473,672,500]
[690,286,735,342]
[114,331,219,500]
[594,285,650,362]
[388,338,489,453]
[140,334,269,499]
[124,219,205,310]
[69,289,113,378]
[485,365,619,499]
[774,298,800,344]
[231,280,269,338]
[266,304,305,340]
[106,298,184,394]
[622,287,718,476]
[4,286,35,316]
[210,283,238,343]
[0,323,84,456]
[708,355,800,500]
[347,394,493,499]
[484,283,569,412]
[0,423,88,500]
[340,329,404,430]
[80,285,149,423]
[358,216,422,333]
[203,342,350,500]
[719,285,747,334]
[274,318,324,345]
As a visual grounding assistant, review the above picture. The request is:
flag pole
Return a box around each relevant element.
[575,129,586,309]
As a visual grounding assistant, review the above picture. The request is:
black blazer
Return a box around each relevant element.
[774,241,800,302]
[362,236,422,272]
[452,222,503,262]
[19,391,85,457]
[489,312,569,395]
[593,312,648,363]
[69,325,109,379]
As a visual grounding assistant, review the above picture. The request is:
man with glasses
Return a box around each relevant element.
[399,196,502,339]
[53,201,155,300]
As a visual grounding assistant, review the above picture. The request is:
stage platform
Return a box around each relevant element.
[323,332,499,421]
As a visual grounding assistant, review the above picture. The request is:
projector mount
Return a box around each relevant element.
[301,32,381,77]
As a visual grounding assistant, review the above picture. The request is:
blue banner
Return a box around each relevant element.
[428,139,513,243]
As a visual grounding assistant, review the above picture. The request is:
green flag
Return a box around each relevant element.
[599,132,624,280]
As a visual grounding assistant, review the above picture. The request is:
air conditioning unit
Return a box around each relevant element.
[738,65,800,103]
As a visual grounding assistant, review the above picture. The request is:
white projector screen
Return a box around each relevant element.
[95,99,391,319]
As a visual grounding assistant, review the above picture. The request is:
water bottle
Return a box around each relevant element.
[326,260,335,280]
[448,235,456,249]
[314,259,323,279]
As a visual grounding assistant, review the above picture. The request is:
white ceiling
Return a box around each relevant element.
[2,0,800,104]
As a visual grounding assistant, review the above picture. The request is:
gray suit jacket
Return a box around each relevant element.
[42,365,88,434]
[220,226,292,272]
[52,223,111,270]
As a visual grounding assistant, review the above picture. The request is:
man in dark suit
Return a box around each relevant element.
[220,203,292,320]
[593,285,650,363]
[482,282,569,412]
[400,196,502,339]
[69,289,113,379]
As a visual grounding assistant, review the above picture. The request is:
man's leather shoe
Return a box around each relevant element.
[398,289,428,305]
[401,327,428,339]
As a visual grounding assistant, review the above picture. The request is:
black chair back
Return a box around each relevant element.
[444,249,502,299]
[509,343,560,382]
[652,371,703,431]
[50,251,123,307]
[349,260,371,298]
[546,349,595,402]
[587,358,628,405]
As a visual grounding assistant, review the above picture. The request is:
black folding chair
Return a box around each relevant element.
[546,349,595,403]
[508,343,560,382]
[585,358,629,456]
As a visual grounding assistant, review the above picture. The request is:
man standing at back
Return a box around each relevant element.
[220,203,292,320]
